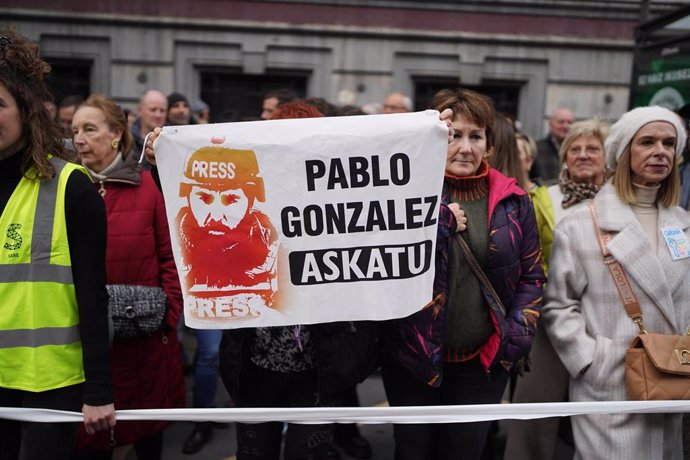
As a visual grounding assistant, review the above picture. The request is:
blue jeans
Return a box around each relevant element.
[193,329,223,408]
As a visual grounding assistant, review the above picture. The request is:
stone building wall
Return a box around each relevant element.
[1,1,683,137]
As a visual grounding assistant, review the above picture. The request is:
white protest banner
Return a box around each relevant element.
[155,110,447,328]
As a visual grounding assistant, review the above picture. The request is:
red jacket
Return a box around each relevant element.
[78,152,185,450]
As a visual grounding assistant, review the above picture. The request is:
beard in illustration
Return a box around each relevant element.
[177,184,277,291]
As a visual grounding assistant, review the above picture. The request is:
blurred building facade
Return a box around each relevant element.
[1,0,686,137]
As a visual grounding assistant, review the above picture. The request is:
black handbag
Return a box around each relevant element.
[107,284,167,338]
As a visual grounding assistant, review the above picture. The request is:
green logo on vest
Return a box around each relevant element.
[4,223,22,251]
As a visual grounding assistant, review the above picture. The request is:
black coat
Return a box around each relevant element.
[530,136,560,184]
[219,321,379,403]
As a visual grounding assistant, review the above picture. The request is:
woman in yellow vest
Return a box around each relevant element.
[0,30,115,459]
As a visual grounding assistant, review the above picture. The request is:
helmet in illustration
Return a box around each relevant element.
[179,146,266,203]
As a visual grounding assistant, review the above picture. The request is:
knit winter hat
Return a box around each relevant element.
[191,100,209,113]
[605,105,687,169]
[167,92,189,108]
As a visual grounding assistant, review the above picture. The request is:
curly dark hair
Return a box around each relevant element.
[0,28,67,181]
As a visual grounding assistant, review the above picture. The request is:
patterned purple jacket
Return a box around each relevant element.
[383,167,545,386]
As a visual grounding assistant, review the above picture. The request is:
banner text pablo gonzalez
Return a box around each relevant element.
[281,152,438,285]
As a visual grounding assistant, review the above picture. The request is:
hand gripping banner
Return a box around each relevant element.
[154,111,447,329]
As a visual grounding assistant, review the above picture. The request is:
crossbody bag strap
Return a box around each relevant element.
[453,233,506,316]
[587,203,647,334]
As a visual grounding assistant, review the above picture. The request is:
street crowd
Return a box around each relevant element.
[2,27,690,460]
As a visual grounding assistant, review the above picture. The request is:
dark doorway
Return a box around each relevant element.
[198,68,309,123]
[44,58,92,106]
[413,77,522,119]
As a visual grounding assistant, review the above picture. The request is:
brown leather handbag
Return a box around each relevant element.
[589,203,690,400]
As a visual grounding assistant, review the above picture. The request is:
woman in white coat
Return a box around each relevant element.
[542,105,689,460]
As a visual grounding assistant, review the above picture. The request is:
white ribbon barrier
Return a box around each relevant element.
[3,401,690,424]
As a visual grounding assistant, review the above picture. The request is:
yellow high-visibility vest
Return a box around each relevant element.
[0,157,88,391]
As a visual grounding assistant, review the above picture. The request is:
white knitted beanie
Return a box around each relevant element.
[604,105,687,169]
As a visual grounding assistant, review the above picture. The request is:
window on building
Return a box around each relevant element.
[44,58,92,106]
[198,68,309,122]
[413,78,522,120]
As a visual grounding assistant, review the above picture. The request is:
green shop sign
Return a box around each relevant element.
[631,40,690,109]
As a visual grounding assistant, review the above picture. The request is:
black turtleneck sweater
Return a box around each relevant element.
[0,153,112,406]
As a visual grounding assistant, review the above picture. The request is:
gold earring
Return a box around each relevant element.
[111,139,119,150]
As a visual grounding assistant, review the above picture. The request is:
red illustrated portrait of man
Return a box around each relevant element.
[176,146,280,312]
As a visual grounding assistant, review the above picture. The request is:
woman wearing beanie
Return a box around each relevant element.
[380,88,545,460]
[542,105,690,459]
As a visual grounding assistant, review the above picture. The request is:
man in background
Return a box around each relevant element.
[193,100,210,124]
[530,107,574,183]
[260,88,298,120]
[167,92,196,126]
[58,95,84,136]
[382,92,412,114]
[132,89,168,155]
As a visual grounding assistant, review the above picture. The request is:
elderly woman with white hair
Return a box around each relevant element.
[542,106,689,459]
